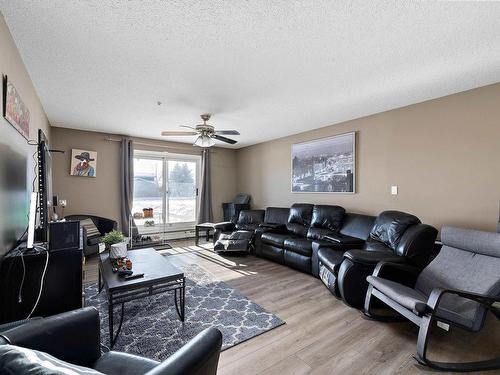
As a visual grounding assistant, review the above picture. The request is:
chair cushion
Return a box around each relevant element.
[369,211,420,250]
[93,351,159,375]
[0,344,104,374]
[318,248,345,274]
[261,232,290,247]
[367,276,427,314]
[284,238,313,257]
[235,223,260,231]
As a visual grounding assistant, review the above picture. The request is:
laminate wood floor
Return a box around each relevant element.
[84,239,500,375]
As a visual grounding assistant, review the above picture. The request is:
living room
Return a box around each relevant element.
[0,2,499,374]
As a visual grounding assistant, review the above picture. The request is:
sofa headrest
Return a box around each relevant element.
[441,226,500,258]
[369,210,421,250]
[310,205,345,232]
[238,210,265,225]
[288,204,314,226]
[264,207,290,225]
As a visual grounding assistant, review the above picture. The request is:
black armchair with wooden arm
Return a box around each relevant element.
[364,226,500,372]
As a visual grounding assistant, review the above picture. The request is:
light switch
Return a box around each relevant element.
[391,185,398,195]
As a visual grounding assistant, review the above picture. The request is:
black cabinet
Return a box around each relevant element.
[0,247,83,323]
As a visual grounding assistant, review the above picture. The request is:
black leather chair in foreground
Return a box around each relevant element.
[365,226,500,372]
[0,307,222,375]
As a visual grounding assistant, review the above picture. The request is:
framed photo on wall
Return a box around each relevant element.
[291,132,355,193]
[2,75,30,140]
[70,149,98,177]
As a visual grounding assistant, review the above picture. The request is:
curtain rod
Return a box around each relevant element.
[103,136,216,153]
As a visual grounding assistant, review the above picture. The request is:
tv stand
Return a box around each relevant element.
[0,245,83,324]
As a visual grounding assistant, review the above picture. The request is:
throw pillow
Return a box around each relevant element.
[80,218,100,238]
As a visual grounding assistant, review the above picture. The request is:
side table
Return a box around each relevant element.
[195,222,215,245]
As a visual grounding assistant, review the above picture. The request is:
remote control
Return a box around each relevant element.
[124,273,144,280]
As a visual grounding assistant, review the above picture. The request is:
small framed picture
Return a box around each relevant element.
[70,149,98,177]
[3,75,30,140]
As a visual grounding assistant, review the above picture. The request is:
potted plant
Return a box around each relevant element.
[102,230,128,259]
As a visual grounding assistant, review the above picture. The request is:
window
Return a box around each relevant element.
[132,151,200,231]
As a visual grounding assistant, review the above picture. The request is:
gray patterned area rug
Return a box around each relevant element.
[85,263,285,361]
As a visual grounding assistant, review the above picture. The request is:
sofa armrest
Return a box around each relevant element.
[344,250,405,266]
[0,307,101,367]
[324,233,365,246]
[145,328,222,375]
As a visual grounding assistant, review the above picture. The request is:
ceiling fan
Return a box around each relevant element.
[161,114,240,147]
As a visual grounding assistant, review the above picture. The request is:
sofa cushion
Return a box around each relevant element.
[261,232,290,247]
[310,205,345,232]
[0,344,105,374]
[286,204,313,236]
[284,238,313,257]
[369,211,421,250]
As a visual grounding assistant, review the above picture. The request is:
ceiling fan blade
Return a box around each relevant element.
[180,125,197,130]
[213,134,237,144]
[215,130,240,135]
[161,131,198,136]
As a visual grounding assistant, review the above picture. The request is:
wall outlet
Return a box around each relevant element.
[391,185,398,195]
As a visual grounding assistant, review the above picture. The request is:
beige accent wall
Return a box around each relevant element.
[51,127,237,226]
[0,13,50,141]
[236,82,500,232]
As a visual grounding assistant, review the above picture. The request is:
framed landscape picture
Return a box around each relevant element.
[2,75,30,140]
[291,132,355,193]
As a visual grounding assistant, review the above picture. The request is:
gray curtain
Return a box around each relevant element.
[120,138,136,236]
[197,148,213,223]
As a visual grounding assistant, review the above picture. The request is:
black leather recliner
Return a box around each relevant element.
[319,211,438,308]
[0,307,222,375]
[213,209,265,251]
[256,204,345,273]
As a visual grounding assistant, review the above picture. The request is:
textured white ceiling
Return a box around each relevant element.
[1,1,500,148]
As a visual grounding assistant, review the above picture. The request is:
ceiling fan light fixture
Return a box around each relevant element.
[194,135,216,148]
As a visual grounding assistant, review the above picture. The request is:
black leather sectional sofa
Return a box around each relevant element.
[214,203,438,309]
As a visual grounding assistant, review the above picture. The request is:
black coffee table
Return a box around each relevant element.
[98,248,185,347]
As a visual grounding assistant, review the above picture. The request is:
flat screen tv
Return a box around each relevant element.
[38,129,52,242]
[0,122,30,263]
